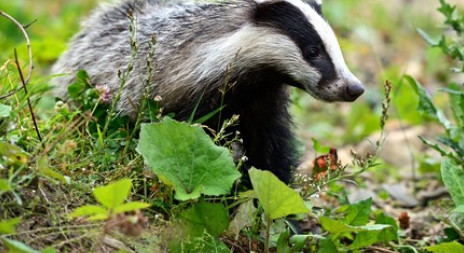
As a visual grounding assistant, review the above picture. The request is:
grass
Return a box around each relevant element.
[1,0,464,252]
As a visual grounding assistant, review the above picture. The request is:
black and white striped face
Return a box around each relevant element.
[252,0,364,102]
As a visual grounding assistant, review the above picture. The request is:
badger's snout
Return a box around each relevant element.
[343,80,364,102]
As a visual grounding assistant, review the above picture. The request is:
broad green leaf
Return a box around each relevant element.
[113,202,151,214]
[93,179,132,209]
[69,205,108,219]
[349,227,395,250]
[317,237,338,253]
[375,213,399,242]
[441,158,464,205]
[179,201,229,237]
[404,75,438,119]
[453,205,464,213]
[0,103,11,118]
[137,118,240,200]
[426,241,464,253]
[249,168,309,220]
[342,198,372,226]
[0,218,21,235]
[319,216,356,234]
[2,238,41,253]
[319,216,391,235]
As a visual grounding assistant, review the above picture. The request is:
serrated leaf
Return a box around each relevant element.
[426,241,464,253]
[441,158,464,205]
[249,168,309,220]
[137,118,240,200]
[404,75,438,119]
[179,201,229,237]
[343,198,372,226]
[69,205,108,219]
[2,238,41,253]
[113,202,151,214]
[93,179,132,209]
[0,103,11,118]
[0,218,21,235]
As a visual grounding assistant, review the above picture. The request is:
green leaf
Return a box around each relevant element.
[0,218,21,235]
[137,118,240,200]
[0,103,11,118]
[179,201,229,238]
[417,28,438,46]
[426,241,464,253]
[93,178,132,209]
[349,228,395,250]
[312,138,331,154]
[375,213,399,242]
[453,205,464,213]
[276,230,291,253]
[342,198,372,226]
[317,237,338,253]
[41,247,58,253]
[69,205,108,220]
[2,238,41,253]
[404,75,438,119]
[449,92,464,126]
[441,158,464,206]
[0,179,11,192]
[113,202,151,214]
[249,168,309,220]
[36,156,70,184]
[319,216,391,235]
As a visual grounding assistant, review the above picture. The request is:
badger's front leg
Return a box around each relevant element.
[237,86,299,184]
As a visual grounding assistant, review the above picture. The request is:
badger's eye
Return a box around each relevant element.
[304,46,320,59]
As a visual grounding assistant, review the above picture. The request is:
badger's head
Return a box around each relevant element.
[249,0,364,102]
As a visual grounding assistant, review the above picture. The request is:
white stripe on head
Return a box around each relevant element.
[278,0,354,80]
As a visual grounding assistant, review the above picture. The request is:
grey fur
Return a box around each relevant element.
[52,0,363,183]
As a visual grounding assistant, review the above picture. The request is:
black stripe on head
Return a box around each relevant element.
[307,1,322,16]
[253,1,336,86]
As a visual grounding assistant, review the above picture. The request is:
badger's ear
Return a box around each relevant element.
[307,0,323,15]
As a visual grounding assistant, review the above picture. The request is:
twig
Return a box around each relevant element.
[368,246,397,253]
[220,237,248,253]
[0,10,34,87]
[14,49,43,148]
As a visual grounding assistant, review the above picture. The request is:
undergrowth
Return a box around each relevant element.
[0,1,463,252]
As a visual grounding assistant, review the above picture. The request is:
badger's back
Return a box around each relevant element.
[52,0,252,115]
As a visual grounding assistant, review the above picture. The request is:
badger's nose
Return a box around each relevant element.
[344,81,364,101]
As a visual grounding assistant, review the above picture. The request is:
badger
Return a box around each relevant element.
[52,0,364,184]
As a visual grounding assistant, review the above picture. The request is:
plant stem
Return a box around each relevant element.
[264,215,271,253]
